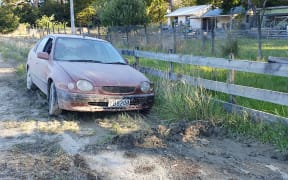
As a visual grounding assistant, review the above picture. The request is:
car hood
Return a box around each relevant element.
[56,61,149,86]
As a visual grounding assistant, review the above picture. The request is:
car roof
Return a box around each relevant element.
[47,34,108,43]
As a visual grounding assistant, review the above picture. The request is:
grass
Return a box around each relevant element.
[98,113,148,134]
[152,77,223,123]
[0,36,287,152]
[125,36,288,117]
[224,112,288,152]
[0,37,35,79]
[151,76,288,152]
[0,38,31,62]
[2,120,80,134]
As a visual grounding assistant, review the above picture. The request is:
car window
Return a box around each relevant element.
[43,38,53,54]
[36,37,49,53]
[54,37,125,63]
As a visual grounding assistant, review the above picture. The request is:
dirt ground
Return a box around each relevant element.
[0,56,287,180]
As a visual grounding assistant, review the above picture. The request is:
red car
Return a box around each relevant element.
[26,34,154,115]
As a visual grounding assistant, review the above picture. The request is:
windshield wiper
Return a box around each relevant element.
[63,59,104,63]
[105,62,127,65]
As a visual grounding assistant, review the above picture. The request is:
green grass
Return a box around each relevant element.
[224,112,288,152]
[0,40,30,62]
[151,76,288,152]
[124,37,288,117]
[134,37,288,61]
[152,76,225,123]
[0,37,34,76]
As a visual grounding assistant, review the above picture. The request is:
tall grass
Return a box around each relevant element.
[0,37,34,77]
[152,77,224,123]
[0,38,32,62]
[224,112,288,152]
[152,76,288,152]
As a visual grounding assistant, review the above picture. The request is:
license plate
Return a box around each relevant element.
[108,99,130,107]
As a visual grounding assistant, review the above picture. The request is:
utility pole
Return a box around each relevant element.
[70,0,76,34]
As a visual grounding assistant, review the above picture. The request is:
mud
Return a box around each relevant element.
[0,57,288,179]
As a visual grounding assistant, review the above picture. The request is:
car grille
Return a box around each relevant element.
[102,86,135,94]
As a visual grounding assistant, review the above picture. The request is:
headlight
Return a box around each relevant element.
[76,80,93,91]
[140,81,151,93]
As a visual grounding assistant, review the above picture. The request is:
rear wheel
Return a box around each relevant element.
[26,69,36,90]
[48,82,62,116]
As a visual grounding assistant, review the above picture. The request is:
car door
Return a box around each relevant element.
[32,36,54,95]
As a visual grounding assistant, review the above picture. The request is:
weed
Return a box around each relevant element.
[223,113,288,152]
[220,38,239,57]
[153,77,224,123]
[151,76,288,152]
[16,63,26,76]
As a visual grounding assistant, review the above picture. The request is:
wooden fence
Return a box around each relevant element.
[120,49,288,124]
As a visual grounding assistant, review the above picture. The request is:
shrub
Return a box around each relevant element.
[220,38,239,58]
[0,7,20,34]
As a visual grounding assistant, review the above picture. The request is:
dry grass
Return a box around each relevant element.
[1,120,80,135]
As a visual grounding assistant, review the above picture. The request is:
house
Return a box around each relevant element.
[202,6,245,31]
[166,5,246,31]
[165,5,211,29]
[259,6,288,30]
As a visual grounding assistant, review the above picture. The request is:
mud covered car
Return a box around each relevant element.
[26,34,154,115]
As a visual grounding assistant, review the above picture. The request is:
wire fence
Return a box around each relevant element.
[6,23,288,57]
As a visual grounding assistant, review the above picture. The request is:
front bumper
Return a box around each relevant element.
[57,89,154,112]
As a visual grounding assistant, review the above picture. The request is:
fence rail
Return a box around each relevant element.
[120,49,288,124]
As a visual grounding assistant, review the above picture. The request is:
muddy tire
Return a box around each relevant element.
[139,108,151,115]
[48,82,62,116]
[26,70,36,90]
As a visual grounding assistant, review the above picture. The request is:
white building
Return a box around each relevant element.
[165,5,211,29]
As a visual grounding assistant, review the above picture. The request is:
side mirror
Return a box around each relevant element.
[37,52,49,60]
[124,58,129,64]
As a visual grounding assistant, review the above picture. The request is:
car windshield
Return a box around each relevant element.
[54,37,126,64]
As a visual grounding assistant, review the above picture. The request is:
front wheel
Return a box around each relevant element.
[48,82,62,116]
[26,70,36,90]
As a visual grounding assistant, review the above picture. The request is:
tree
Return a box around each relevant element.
[221,0,241,14]
[101,0,148,26]
[146,0,169,23]
[248,0,268,60]
[14,4,39,26]
[76,5,96,27]
[0,6,19,33]
[39,0,70,22]
[73,0,95,15]
[179,0,197,7]
[35,14,55,29]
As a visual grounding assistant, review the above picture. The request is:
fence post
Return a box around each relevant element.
[228,53,236,104]
[173,26,176,53]
[134,47,139,69]
[144,24,148,46]
[159,22,163,50]
[168,49,174,80]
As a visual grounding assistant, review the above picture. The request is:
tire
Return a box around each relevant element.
[48,82,62,116]
[139,108,151,115]
[26,70,36,90]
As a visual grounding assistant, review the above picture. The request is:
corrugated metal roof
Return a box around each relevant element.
[203,8,223,17]
[166,5,211,17]
[230,6,245,15]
